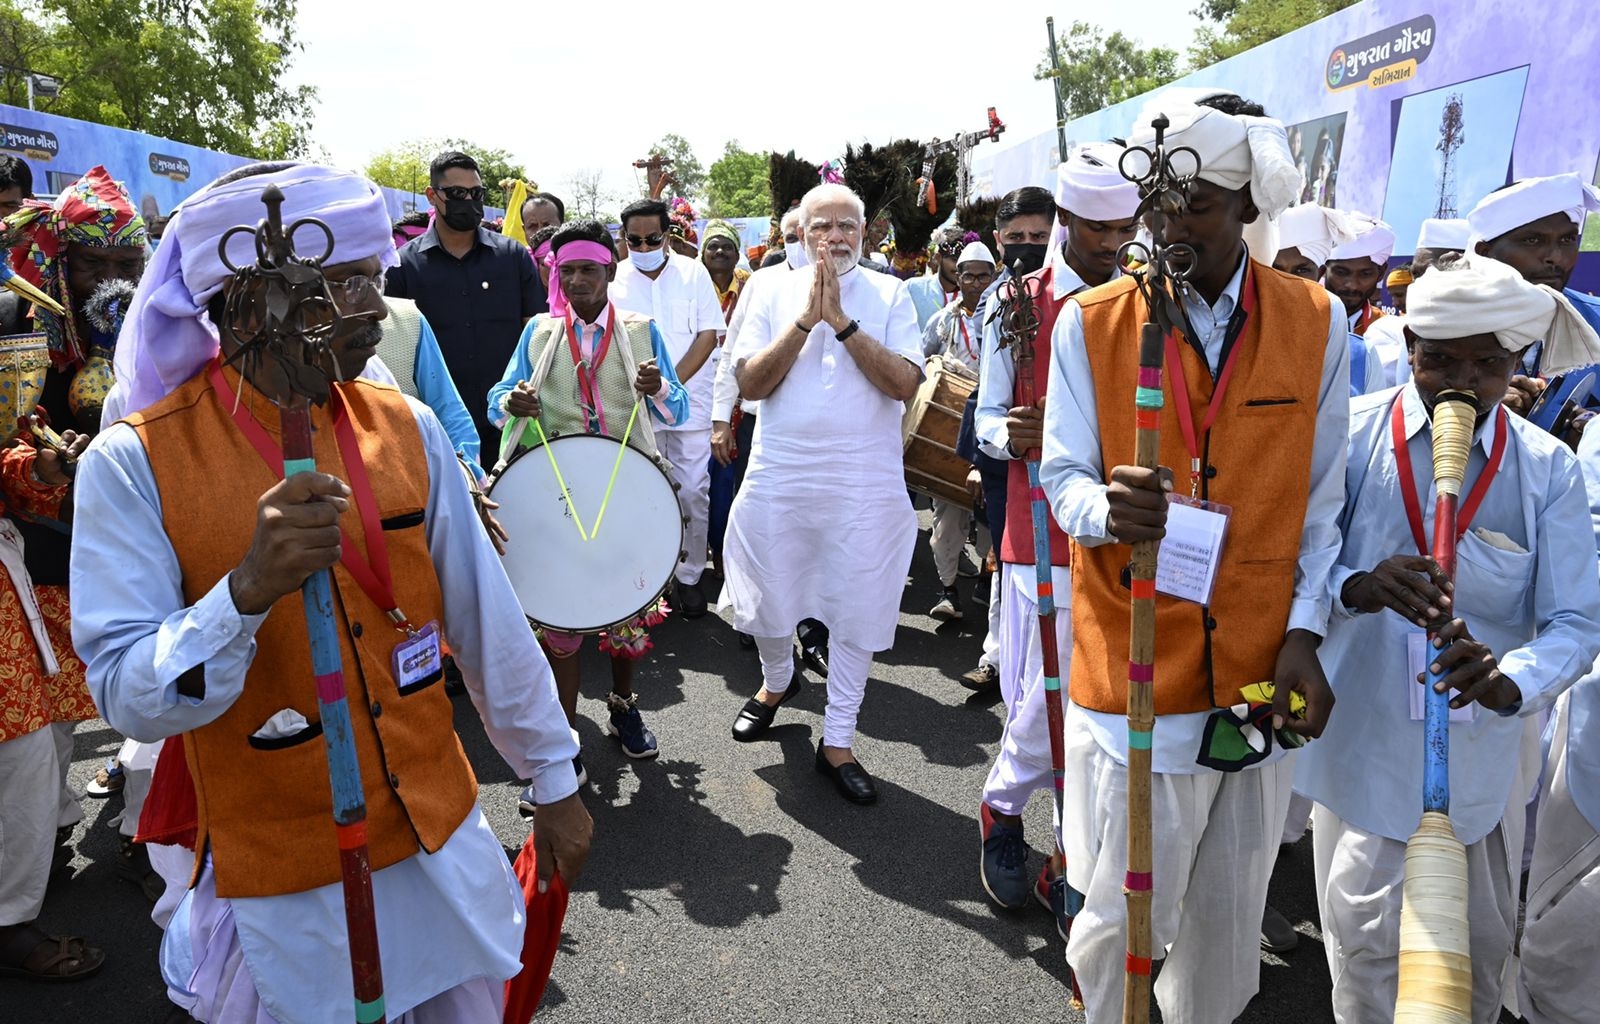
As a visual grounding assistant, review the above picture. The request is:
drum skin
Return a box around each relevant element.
[487,434,685,634]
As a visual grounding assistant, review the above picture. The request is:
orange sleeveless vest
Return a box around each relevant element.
[1069,263,1331,714]
[127,369,477,898]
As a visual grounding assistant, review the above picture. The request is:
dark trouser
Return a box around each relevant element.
[708,411,758,565]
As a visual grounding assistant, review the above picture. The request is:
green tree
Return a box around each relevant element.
[1189,0,1362,68]
[1036,21,1181,120]
[640,133,705,203]
[364,138,529,210]
[0,0,316,158]
[705,140,768,218]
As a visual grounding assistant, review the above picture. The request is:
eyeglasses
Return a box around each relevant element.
[625,232,666,249]
[956,270,995,285]
[807,219,861,236]
[330,274,385,305]
[436,185,487,202]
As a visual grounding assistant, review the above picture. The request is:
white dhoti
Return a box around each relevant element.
[979,568,1000,670]
[49,720,83,831]
[1060,717,1294,1024]
[1518,695,1600,1024]
[0,724,57,926]
[982,563,1071,823]
[656,427,712,586]
[1312,803,1518,1024]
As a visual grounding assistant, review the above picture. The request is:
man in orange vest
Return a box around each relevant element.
[1039,92,1348,1023]
[71,163,591,1023]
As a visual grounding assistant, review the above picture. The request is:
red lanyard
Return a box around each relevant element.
[206,361,415,635]
[956,311,976,361]
[1390,394,1507,556]
[1163,267,1257,495]
[564,303,614,435]
[1353,303,1380,336]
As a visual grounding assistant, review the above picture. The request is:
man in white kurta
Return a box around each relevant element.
[611,200,725,614]
[1516,416,1600,1024]
[1296,253,1600,1024]
[722,183,922,805]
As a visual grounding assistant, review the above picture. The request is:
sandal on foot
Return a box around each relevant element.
[0,925,106,981]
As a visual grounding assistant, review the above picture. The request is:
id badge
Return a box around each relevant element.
[1155,496,1232,605]
[392,621,443,694]
[1407,628,1473,722]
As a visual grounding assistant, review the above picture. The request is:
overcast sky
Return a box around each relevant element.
[289,0,1204,203]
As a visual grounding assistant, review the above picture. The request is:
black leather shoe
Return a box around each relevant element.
[800,639,829,677]
[814,741,878,804]
[677,580,708,618]
[731,673,802,742]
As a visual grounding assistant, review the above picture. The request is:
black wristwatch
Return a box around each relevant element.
[834,319,860,341]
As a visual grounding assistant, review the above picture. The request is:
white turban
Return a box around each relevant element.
[1275,204,1358,267]
[1406,252,1600,375]
[1467,172,1600,250]
[1327,212,1395,266]
[1125,99,1302,220]
[111,164,397,417]
[1416,217,1470,252]
[1055,142,1140,222]
[956,240,995,267]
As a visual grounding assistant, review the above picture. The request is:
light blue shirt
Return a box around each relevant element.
[1297,384,1600,844]
[411,314,485,478]
[1040,248,1350,773]
[70,396,580,1022]
[486,310,689,438]
[907,274,954,330]
[1561,416,1600,832]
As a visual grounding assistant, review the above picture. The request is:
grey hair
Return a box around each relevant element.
[780,207,803,233]
[799,183,866,226]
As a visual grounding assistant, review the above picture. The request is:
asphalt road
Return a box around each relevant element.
[11,513,1364,1024]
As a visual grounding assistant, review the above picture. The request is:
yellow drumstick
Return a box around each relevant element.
[588,400,640,539]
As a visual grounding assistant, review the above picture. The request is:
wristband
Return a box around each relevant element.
[795,318,815,334]
[835,319,860,342]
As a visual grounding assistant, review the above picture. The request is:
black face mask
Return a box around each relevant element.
[441,197,484,232]
[1003,243,1048,278]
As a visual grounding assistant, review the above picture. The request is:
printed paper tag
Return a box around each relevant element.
[1155,496,1231,605]
[392,621,443,691]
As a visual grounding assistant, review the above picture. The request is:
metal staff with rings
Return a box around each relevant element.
[215,185,388,1024]
[1113,114,1200,1024]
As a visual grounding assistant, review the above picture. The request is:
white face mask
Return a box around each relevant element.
[630,247,667,272]
[784,239,809,269]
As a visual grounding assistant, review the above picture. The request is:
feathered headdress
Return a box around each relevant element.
[957,196,1002,259]
[885,139,956,262]
[767,150,816,220]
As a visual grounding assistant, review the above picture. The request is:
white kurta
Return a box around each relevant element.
[721,263,922,651]
[611,251,725,432]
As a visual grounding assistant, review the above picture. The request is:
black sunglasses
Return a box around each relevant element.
[625,232,666,248]
[437,185,487,202]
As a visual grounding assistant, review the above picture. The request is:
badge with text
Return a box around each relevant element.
[1407,628,1473,723]
[1155,496,1231,605]
[392,621,444,694]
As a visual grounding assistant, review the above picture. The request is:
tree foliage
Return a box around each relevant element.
[0,0,316,158]
[640,133,705,203]
[1189,0,1362,68]
[1036,21,1181,120]
[705,140,767,218]
[363,138,529,210]
[566,168,619,224]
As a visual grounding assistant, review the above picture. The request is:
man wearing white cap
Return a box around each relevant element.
[1297,251,1600,1024]
[922,239,997,621]
[70,163,592,1022]
[1468,173,1600,399]
[1274,203,1388,393]
[1362,217,1473,387]
[1325,211,1396,336]
[971,143,1138,936]
[1040,92,1348,1023]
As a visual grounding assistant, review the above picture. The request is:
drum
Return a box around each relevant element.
[0,332,50,440]
[487,434,685,634]
[902,355,979,505]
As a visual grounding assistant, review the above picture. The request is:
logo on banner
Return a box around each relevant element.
[0,124,60,161]
[148,153,191,181]
[1326,14,1435,91]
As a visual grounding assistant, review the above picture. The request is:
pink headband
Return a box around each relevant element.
[544,240,615,316]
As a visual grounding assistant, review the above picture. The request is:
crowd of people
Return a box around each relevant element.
[3,82,1600,1024]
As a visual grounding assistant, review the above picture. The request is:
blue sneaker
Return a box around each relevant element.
[518,754,587,818]
[606,694,659,760]
[979,802,1032,909]
[1035,862,1083,942]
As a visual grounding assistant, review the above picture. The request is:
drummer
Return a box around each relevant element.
[488,220,689,785]
[922,240,997,622]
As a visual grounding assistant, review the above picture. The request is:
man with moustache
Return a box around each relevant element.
[72,163,590,1023]
[722,183,923,805]
[1323,212,1396,337]
[386,150,543,460]
[1273,204,1387,394]
[1041,93,1347,1023]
